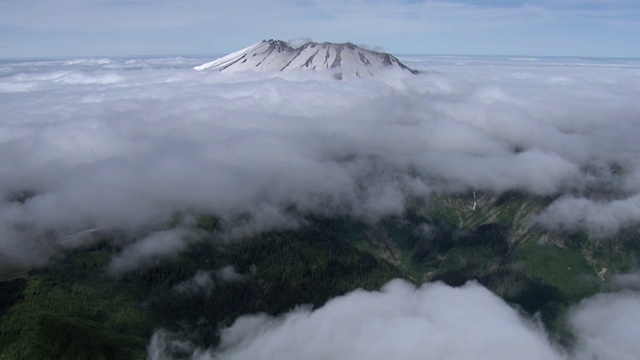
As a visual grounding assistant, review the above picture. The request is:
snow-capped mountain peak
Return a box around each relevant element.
[195,39,418,77]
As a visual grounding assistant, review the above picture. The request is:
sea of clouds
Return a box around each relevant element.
[2,55,640,266]
[2,54,640,358]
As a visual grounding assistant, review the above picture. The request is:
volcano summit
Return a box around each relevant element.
[195,39,418,77]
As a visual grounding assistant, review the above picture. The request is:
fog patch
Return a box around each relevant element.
[286,38,314,48]
[216,266,247,283]
[175,270,215,294]
[610,272,640,290]
[109,228,199,275]
[148,329,195,360]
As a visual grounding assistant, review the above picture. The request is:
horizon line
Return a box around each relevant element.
[2,52,640,62]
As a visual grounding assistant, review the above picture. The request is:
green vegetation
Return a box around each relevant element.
[0,218,400,359]
[1,192,638,358]
[0,244,156,359]
[0,279,26,317]
[342,192,638,336]
[520,240,597,300]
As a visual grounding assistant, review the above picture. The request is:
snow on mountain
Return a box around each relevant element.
[194,39,418,77]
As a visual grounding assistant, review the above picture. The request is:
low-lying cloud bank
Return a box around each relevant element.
[148,278,640,360]
[536,194,640,237]
[568,290,640,360]
[1,55,640,268]
[205,280,563,360]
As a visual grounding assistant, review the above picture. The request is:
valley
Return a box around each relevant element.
[1,191,636,358]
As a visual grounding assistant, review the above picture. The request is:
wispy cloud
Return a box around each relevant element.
[1,0,638,57]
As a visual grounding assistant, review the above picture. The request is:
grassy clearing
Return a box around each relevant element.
[520,240,599,300]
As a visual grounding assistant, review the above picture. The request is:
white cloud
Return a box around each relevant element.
[568,289,640,360]
[536,194,640,237]
[150,279,640,360]
[2,0,638,37]
[170,280,564,360]
[1,55,639,267]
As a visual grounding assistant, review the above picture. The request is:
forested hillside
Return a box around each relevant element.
[1,191,637,358]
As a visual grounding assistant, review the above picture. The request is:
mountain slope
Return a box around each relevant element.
[195,39,418,77]
[2,194,638,357]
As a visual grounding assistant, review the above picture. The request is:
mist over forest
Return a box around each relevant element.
[1,54,640,359]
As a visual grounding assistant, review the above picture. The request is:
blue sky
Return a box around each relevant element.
[1,0,639,58]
